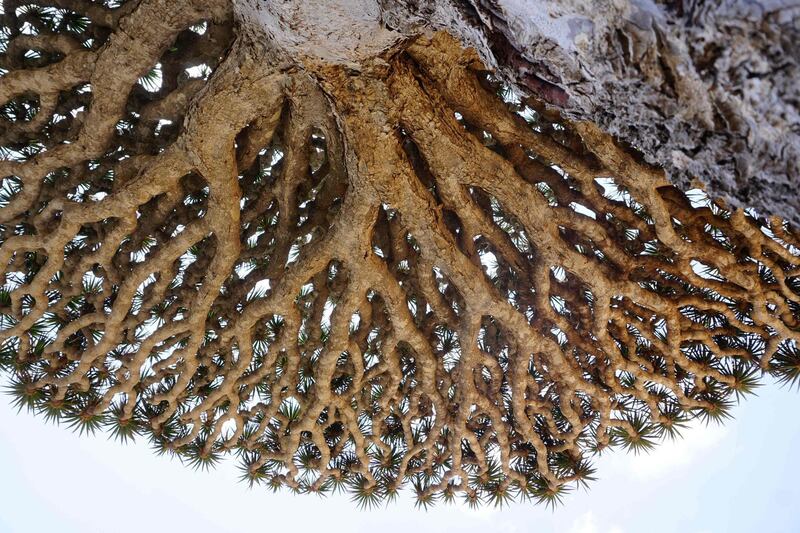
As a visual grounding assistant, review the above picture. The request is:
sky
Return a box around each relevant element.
[1,379,799,533]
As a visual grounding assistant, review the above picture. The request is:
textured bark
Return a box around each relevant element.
[381,0,800,225]
[0,0,798,508]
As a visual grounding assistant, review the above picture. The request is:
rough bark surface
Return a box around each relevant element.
[384,0,800,224]
[381,0,800,226]
[0,0,798,508]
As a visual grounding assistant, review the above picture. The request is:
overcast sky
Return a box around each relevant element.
[1,378,798,533]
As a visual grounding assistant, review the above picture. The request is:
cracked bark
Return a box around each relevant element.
[0,0,798,507]
[381,0,800,226]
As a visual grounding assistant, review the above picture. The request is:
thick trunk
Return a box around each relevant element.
[379,0,800,226]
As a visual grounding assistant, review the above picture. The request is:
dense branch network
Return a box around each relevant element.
[0,0,798,508]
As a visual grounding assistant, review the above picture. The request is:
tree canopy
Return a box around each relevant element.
[0,0,798,508]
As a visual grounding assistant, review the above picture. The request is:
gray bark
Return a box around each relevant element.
[380,0,800,226]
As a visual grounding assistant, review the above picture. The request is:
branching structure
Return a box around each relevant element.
[1,0,799,508]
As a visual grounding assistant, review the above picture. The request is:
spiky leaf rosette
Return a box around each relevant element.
[0,0,798,508]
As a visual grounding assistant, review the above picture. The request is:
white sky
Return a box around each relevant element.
[1,380,798,533]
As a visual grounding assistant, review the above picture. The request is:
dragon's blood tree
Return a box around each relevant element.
[0,0,798,508]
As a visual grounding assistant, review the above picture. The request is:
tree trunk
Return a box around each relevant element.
[378,0,800,226]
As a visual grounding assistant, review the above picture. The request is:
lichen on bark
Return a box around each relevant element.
[0,0,798,508]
